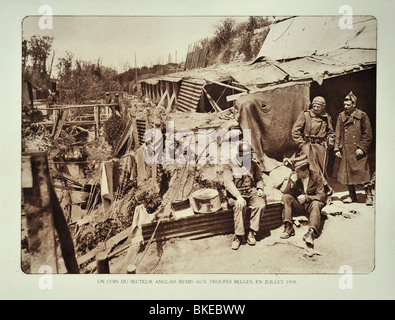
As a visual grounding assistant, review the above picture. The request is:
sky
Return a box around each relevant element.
[22,15,249,74]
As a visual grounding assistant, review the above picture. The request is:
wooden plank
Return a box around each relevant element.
[37,120,97,127]
[112,118,134,157]
[77,226,133,266]
[182,81,204,89]
[53,109,70,140]
[166,92,176,112]
[178,91,201,102]
[131,117,140,149]
[35,104,118,111]
[179,87,202,98]
[157,90,167,107]
[172,83,179,103]
[204,79,248,92]
[178,93,201,104]
[177,99,199,110]
[51,109,59,136]
[178,103,197,112]
[178,90,201,100]
[177,103,197,112]
[94,106,100,138]
[183,78,205,85]
[21,156,33,188]
[203,87,222,112]
[49,178,80,274]
[182,83,205,92]
[177,95,200,106]
[226,91,251,102]
[198,90,205,113]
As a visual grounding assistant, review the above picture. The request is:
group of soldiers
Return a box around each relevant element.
[105,92,121,116]
[225,91,373,250]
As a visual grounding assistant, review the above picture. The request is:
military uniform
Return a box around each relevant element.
[223,158,266,246]
[334,108,372,185]
[292,109,335,182]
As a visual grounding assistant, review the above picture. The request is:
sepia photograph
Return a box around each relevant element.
[21,14,377,275]
[1,0,394,302]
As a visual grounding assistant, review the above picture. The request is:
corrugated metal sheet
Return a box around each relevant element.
[136,118,147,145]
[176,79,205,112]
[141,202,284,242]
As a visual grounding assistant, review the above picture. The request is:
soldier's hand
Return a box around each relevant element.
[235,196,246,211]
[356,148,364,156]
[335,151,342,158]
[297,195,306,204]
[327,137,335,148]
[290,173,298,182]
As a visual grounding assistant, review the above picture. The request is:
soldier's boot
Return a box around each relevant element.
[364,184,374,206]
[343,185,357,203]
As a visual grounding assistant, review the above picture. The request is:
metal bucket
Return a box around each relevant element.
[190,188,221,214]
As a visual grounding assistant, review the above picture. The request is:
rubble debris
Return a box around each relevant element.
[103,115,126,150]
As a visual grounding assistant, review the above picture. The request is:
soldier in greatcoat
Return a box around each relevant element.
[334,91,373,205]
[292,96,335,196]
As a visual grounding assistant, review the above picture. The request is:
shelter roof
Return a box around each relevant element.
[140,16,376,89]
[255,16,376,61]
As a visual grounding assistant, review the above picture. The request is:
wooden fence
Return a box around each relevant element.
[185,39,210,70]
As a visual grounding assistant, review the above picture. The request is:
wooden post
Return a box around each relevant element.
[127,264,136,274]
[22,153,58,274]
[131,116,140,150]
[22,152,80,274]
[53,109,69,140]
[94,106,100,139]
[51,109,59,136]
[98,105,101,129]
[203,88,222,112]
[166,92,176,113]
[173,82,179,103]
[165,82,171,109]
[204,79,248,92]
[96,251,110,274]
[49,181,80,274]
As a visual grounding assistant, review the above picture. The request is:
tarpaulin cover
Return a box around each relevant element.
[236,82,310,171]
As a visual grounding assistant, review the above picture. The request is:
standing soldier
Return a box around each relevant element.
[105,92,115,115]
[113,93,121,115]
[47,90,56,121]
[334,91,373,205]
[105,92,111,104]
[292,96,335,197]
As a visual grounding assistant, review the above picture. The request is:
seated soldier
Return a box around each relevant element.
[280,154,326,246]
[223,141,266,250]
